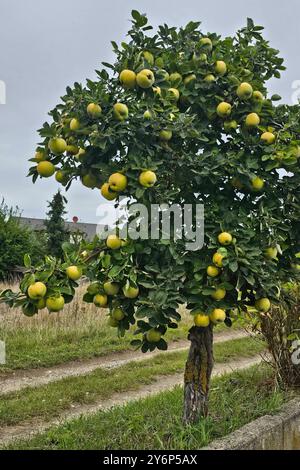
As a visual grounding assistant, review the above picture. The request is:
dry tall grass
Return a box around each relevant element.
[0,282,192,370]
[0,282,191,335]
[0,282,108,335]
[260,287,300,388]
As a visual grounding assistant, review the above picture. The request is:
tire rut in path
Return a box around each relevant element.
[0,354,263,448]
[0,329,248,395]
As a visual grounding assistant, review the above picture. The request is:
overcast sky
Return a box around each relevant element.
[1,0,299,223]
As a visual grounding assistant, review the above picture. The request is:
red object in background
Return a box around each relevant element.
[72,216,78,223]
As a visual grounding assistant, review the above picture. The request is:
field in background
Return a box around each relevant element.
[0,282,205,371]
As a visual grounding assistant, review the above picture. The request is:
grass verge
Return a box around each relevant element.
[6,363,295,450]
[0,296,190,371]
[0,336,264,427]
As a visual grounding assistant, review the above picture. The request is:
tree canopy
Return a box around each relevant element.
[1,12,299,351]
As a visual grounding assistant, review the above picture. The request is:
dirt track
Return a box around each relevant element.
[0,329,248,395]
[0,353,262,448]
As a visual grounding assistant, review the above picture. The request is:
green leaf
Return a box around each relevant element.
[130,339,142,348]
[131,10,141,21]
[131,10,147,27]
[108,264,124,277]
[185,21,201,33]
[60,285,74,295]
[62,242,74,253]
[156,338,168,350]
[271,94,282,101]
[138,281,156,289]
[265,161,279,171]
[229,260,238,272]
[247,18,254,29]
[83,293,94,303]
[102,254,111,268]
[0,288,13,299]
[135,187,145,199]
[202,288,215,295]
[23,254,31,268]
[22,302,38,317]
[37,270,53,282]
[100,65,112,76]
[245,274,255,285]
[152,290,168,305]
[20,274,35,294]
[141,342,149,353]
[135,306,153,318]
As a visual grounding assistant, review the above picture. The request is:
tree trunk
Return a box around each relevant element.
[183,325,214,425]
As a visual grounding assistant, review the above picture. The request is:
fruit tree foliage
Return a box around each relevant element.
[1,12,299,352]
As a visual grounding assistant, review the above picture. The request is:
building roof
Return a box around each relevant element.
[18,217,100,239]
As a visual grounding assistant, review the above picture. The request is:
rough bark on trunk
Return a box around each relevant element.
[183,325,214,425]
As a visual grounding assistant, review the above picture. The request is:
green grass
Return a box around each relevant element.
[0,336,264,428]
[0,302,190,372]
[0,325,133,371]
[0,293,242,372]
[6,364,294,450]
